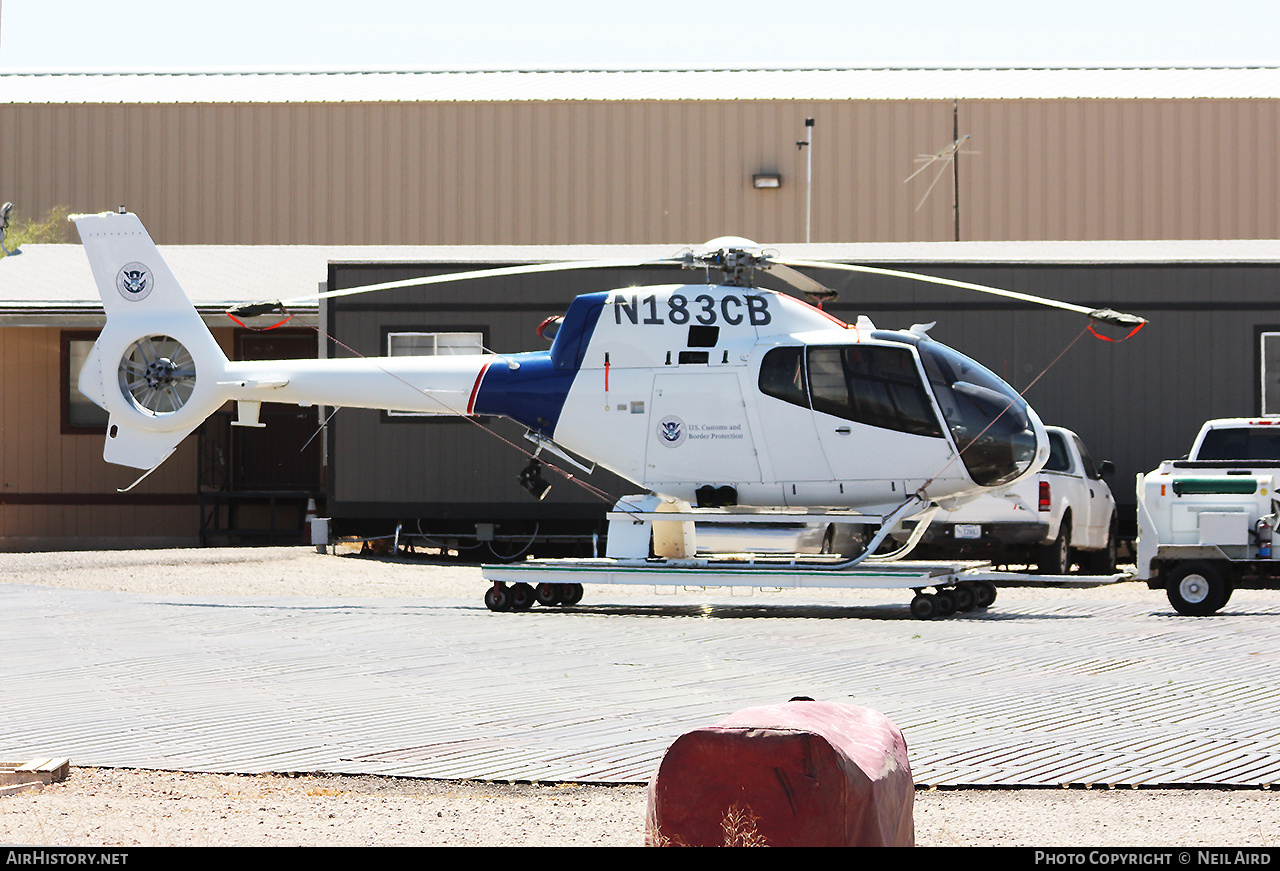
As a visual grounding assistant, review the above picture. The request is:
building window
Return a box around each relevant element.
[62,331,110,432]
[1262,332,1280,415]
[385,331,484,417]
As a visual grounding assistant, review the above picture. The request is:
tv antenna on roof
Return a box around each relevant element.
[904,102,978,241]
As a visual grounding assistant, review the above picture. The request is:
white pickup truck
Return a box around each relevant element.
[892,426,1118,574]
[1137,417,1280,615]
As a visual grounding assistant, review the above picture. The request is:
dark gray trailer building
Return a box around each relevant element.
[320,240,1280,551]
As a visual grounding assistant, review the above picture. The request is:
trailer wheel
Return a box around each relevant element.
[1166,561,1231,616]
[952,583,976,612]
[510,582,535,611]
[971,583,989,608]
[974,581,997,608]
[910,594,937,619]
[933,589,958,617]
[535,583,563,606]
[560,583,584,606]
[484,584,512,612]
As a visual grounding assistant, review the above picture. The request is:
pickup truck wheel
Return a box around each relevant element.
[1079,515,1118,575]
[1036,517,1072,574]
[1166,561,1231,616]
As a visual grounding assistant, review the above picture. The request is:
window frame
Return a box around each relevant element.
[380,326,489,421]
[61,330,111,434]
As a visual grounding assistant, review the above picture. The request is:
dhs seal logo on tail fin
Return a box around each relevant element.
[116,262,154,301]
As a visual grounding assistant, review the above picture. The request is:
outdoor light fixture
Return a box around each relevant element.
[752,173,782,189]
[517,458,552,500]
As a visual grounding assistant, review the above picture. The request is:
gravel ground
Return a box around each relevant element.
[5,770,1279,847]
[3,546,1279,847]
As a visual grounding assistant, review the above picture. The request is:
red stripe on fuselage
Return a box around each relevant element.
[467,361,493,415]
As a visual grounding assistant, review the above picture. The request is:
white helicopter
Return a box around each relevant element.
[73,211,1143,614]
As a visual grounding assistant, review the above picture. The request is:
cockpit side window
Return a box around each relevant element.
[807,345,944,438]
[759,346,809,408]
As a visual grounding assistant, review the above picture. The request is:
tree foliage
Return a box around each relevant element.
[1,205,73,257]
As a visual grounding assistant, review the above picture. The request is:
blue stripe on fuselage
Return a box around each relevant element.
[471,291,608,435]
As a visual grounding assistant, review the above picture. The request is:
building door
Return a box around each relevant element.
[233,330,323,492]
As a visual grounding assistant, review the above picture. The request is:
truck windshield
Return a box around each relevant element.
[1197,427,1280,461]
[917,340,1038,487]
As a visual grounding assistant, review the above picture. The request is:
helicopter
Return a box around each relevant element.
[72,211,1144,586]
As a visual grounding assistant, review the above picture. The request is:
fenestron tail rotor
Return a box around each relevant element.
[117,335,198,416]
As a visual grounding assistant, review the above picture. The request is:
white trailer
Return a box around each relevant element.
[1136,417,1280,615]
[480,498,1125,619]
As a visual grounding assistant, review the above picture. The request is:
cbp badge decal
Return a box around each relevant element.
[658,415,686,448]
[116,262,154,301]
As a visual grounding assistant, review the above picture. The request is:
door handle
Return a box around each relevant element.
[835,427,851,434]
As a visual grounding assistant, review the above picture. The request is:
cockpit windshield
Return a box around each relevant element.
[917,340,1038,487]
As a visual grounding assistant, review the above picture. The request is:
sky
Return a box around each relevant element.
[1,0,1280,71]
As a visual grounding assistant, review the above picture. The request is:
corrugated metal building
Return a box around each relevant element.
[3,68,1280,245]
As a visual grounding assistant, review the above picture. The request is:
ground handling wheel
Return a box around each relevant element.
[973,581,997,608]
[484,584,512,612]
[535,583,562,606]
[952,583,977,612]
[910,593,937,620]
[509,582,535,611]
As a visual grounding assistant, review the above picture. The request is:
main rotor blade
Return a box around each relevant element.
[777,258,1147,327]
[763,261,834,299]
[270,257,682,308]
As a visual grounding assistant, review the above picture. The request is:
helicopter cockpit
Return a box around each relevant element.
[758,332,1040,494]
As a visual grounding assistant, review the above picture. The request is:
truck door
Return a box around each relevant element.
[1070,433,1113,547]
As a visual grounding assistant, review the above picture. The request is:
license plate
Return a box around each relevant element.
[954,524,982,540]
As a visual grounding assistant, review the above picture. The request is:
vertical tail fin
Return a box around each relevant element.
[74,212,230,470]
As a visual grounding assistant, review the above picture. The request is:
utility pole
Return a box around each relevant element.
[797,118,814,243]
[952,101,961,242]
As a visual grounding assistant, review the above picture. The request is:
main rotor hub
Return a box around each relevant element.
[683,246,771,287]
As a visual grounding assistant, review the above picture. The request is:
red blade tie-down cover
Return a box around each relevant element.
[646,700,914,847]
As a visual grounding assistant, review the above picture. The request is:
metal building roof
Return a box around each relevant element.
[3,67,1280,103]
